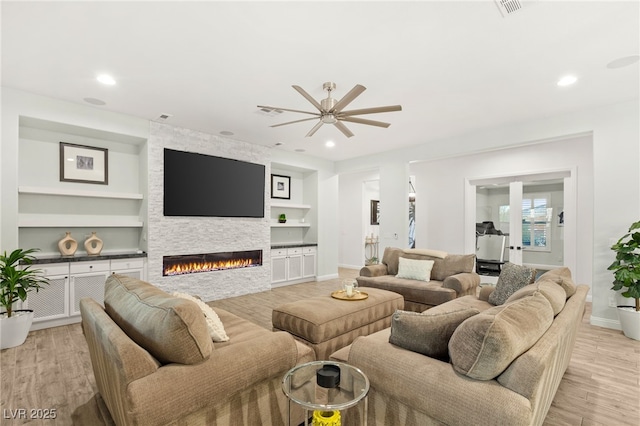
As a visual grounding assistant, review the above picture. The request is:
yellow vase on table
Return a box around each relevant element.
[312,410,340,426]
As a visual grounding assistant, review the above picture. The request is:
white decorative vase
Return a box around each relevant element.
[84,232,104,256]
[0,310,34,350]
[617,306,640,341]
[58,231,78,256]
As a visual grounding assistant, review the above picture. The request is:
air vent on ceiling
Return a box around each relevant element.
[495,0,523,17]
[257,107,284,117]
[156,113,172,121]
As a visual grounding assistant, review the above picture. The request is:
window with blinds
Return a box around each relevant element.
[499,192,552,252]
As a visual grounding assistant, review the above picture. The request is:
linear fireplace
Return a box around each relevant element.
[163,250,262,276]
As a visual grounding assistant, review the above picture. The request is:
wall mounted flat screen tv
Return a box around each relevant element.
[164,148,265,218]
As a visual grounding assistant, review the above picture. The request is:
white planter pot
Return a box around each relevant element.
[617,305,640,341]
[0,310,34,349]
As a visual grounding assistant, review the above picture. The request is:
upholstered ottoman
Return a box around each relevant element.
[272,287,404,360]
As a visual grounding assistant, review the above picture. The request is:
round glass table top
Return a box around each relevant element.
[282,361,370,411]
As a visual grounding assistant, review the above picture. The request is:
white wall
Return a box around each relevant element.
[338,170,379,269]
[337,100,639,330]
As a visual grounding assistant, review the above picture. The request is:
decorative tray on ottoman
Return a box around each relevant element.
[330,290,369,301]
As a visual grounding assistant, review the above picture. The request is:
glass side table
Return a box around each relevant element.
[282,360,370,426]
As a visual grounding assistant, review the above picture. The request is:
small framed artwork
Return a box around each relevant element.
[371,200,380,225]
[271,174,291,199]
[60,142,108,185]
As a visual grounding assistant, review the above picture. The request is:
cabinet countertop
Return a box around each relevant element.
[31,251,147,264]
[271,243,317,250]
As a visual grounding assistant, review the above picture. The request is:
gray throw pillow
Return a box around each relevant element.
[389,307,480,360]
[488,262,536,305]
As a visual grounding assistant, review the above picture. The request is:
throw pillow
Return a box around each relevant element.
[505,279,566,315]
[172,292,229,342]
[537,267,577,298]
[396,257,435,281]
[448,292,554,380]
[488,262,536,305]
[389,307,480,359]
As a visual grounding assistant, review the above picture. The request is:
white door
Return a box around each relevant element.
[508,181,524,265]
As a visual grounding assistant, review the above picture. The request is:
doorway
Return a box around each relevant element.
[466,169,576,280]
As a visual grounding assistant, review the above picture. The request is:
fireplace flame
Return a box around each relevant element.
[163,257,258,276]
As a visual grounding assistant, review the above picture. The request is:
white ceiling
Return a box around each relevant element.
[2,1,639,162]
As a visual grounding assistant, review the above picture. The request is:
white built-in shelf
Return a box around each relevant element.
[271,202,311,210]
[18,186,143,200]
[18,214,143,228]
[271,222,311,228]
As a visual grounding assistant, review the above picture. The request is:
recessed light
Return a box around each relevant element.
[83,97,106,106]
[96,74,116,85]
[557,75,577,87]
[607,55,640,69]
[325,141,335,148]
[295,149,306,152]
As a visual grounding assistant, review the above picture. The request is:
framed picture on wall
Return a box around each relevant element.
[60,142,108,185]
[271,174,291,199]
[371,200,380,225]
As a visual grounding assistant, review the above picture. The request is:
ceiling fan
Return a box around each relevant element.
[258,82,402,138]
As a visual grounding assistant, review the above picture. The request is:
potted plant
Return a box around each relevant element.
[279,214,287,224]
[0,248,49,349]
[608,220,640,340]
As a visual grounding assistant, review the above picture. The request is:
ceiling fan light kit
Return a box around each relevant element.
[258,82,402,138]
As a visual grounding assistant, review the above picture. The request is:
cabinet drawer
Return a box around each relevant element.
[70,260,111,274]
[303,247,317,254]
[287,247,302,255]
[39,263,69,276]
[271,249,287,257]
[111,258,144,270]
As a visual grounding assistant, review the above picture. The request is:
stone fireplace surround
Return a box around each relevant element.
[147,122,271,301]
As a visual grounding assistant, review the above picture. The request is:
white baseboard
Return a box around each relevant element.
[590,315,621,331]
[338,264,362,271]
[317,273,339,281]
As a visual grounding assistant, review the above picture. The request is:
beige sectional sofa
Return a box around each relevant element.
[356,247,480,312]
[80,274,314,426]
[333,267,588,426]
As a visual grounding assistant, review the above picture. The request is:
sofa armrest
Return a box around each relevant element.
[479,285,495,302]
[443,272,480,296]
[359,264,388,277]
[348,336,531,426]
[127,331,299,425]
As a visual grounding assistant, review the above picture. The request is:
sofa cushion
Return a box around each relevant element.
[488,262,537,305]
[382,247,405,275]
[389,307,480,359]
[449,292,554,380]
[396,257,435,281]
[537,267,577,298]
[505,279,566,315]
[173,292,229,342]
[104,274,213,365]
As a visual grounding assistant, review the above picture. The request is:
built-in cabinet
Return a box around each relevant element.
[271,246,316,286]
[24,256,146,330]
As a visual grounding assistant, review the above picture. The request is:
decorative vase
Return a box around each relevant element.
[0,310,34,350]
[84,232,104,256]
[57,232,78,256]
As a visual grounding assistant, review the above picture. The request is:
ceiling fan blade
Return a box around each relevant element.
[339,116,391,128]
[332,84,366,113]
[292,85,323,111]
[339,105,402,116]
[257,105,319,116]
[334,121,354,138]
[305,121,324,137]
[271,117,319,128]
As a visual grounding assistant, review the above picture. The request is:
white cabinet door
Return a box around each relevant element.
[287,254,303,280]
[70,260,110,315]
[302,249,316,278]
[110,258,145,280]
[272,255,288,283]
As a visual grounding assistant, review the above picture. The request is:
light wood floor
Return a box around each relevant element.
[1,269,638,425]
